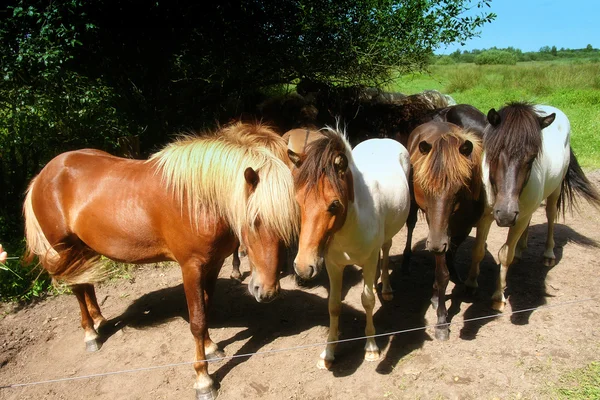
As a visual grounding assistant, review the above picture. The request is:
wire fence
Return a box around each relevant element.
[1,296,595,390]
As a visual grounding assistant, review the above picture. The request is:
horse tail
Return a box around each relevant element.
[558,147,600,217]
[23,178,111,285]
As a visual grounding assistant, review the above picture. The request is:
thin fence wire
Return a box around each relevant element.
[1,296,595,390]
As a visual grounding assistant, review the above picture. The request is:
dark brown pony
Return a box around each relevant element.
[23,122,298,400]
[403,121,484,340]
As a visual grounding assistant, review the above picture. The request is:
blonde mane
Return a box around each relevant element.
[148,123,298,245]
[412,129,482,198]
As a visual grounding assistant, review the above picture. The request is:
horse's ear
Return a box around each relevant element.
[487,108,501,127]
[418,141,432,155]
[459,140,473,157]
[539,113,556,130]
[244,167,260,191]
[334,153,348,176]
[287,149,303,168]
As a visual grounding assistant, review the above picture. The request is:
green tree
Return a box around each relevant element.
[0,0,496,300]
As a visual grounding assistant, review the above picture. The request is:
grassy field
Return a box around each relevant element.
[388,61,600,169]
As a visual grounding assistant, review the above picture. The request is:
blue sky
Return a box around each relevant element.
[437,0,599,54]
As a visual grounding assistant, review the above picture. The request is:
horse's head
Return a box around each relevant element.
[409,122,482,253]
[484,103,555,227]
[287,129,354,280]
[240,161,298,303]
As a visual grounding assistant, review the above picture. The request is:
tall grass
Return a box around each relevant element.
[389,61,600,168]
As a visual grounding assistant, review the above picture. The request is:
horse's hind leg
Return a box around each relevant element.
[380,240,393,301]
[543,188,561,267]
[81,283,107,330]
[72,284,104,351]
[362,252,381,362]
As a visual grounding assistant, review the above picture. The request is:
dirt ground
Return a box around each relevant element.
[1,173,600,400]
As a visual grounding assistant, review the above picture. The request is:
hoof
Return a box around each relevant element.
[543,257,556,267]
[205,349,226,361]
[364,350,380,362]
[317,358,333,370]
[196,387,218,400]
[435,327,449,341]
[491,300,505,312]
[382,291,393,301]
[230,272,242,283]
[85,339,102,352]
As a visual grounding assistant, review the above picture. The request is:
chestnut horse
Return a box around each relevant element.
[230,127,322,282]
[23,122,299,400]
[288,127,411,369]
[466,103,600,311]
[403,121,484,340]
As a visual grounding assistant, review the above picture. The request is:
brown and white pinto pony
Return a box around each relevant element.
[466,103,600,311]
[289,127,411,369]
[23,122,298,400]
[403,121,484,340]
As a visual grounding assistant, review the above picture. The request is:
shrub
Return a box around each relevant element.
[436,56,456,65]
[474,50,517,65]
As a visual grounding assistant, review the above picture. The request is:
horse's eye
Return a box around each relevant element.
[527,156,537,166]
[328,200,341,214]
[452,202,460,214]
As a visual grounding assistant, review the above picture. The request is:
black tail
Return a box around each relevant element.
[558,147,600,217]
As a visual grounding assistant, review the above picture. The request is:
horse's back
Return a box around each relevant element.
[352,138,411,239]
[30,149,176,262]
[521,105,571,213]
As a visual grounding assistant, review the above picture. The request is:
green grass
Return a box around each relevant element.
[551,362,600,399]
[388,61,600,168]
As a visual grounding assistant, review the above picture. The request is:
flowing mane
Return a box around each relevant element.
[484,102,543,166]
[294,126,353,198]
[148,123,298,245]
[412,128,482,199]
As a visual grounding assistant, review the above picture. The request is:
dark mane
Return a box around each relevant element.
[484,102,543,165]
[295,128,352,198]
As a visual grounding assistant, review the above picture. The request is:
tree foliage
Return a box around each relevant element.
[0,0,494,297]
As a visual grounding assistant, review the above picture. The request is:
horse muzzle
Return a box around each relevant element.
[248,274,280,303]
[293,255,324,280]
[494,208,519,227]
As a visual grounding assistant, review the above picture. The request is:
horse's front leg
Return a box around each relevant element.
[493,217,530,312]
[514,219,530,261]
[230,245,242,282]
[181,260,218,400]
[362,251,381,361]
[431,253,450,340]
[204,262,226,360]
[380,240,393,301]
[465,213,494,294]
[318,261,344,370]
[401,204,418,275]
[543,187,561,267]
